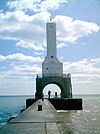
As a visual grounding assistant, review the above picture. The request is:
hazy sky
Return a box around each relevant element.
[0,0,100,95]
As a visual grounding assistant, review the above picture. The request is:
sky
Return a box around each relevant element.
[0,0,100,95]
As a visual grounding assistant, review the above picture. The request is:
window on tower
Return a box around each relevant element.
[51,56,53,58]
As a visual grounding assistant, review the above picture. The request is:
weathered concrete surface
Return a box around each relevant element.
[0,99,66,134]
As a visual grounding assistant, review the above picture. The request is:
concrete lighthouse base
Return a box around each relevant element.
[35,76,72,99]
[30,75,82,110]
[26,98,83,110]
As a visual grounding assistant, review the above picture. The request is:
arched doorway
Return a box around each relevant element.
[43,84,61,98]
[35,76,72,99]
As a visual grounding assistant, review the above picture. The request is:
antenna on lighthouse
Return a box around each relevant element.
[50,17,52,22]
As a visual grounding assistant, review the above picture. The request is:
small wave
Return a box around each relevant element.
[1,122,6,125]
[0,122,6,128]
[84,110,90,113]
[57,110,65,112]
[13,114,18,117]
[92,118,96,121]
[57,110,71,112]
[77,111,82,114]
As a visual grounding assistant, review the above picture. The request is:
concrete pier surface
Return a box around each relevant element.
[0,99,66,134]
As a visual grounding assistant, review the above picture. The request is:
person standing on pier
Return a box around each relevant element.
[55,92,57,98]
[48,91,51,99]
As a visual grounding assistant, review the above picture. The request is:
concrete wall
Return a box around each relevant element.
[26,98,83,110]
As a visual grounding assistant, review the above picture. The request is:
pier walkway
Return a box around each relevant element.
[0,99,66,134]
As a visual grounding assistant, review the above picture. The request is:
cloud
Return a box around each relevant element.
[0,11,99,51]
[34,52,44,55]
[64,58,100,73]
[0,57,100,94]
[90,58,100,65]
[0,64,42,82]
[59,56,64,61]
[0,10,50,50]
[12,64,42,74]
[64,58,100,84]
[0,53,43,63]
[7,0,68,12]
[0,63,42,95]
[55,15,100,43]
[16,40,44,50]
[39,0,68,12]
[57,42,68,48]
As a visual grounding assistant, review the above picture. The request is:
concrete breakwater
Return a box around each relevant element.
[0,99,67,134]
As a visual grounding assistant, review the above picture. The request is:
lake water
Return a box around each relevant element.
[59,95,100,134]
[0,95,100,134]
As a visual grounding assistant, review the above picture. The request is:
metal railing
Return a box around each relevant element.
[36,73,71,78]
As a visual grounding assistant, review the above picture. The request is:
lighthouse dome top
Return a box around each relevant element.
[46,17,56,23]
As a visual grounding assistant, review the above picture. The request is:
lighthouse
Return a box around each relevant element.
[28,19,82,110]
[42,19,63,77]
[35,19,72,99]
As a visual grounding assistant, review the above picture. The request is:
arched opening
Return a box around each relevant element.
[43,84,61,98]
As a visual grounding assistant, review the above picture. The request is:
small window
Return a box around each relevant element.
[51,56,53,58]
[46,68,48,70]
[50,26,52,28]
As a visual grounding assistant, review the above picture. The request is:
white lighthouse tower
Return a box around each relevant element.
[35,18,72,99]
[42,19,63,77]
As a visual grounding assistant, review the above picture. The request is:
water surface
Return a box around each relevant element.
[0,95,100,134]
[59,95,100,134]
